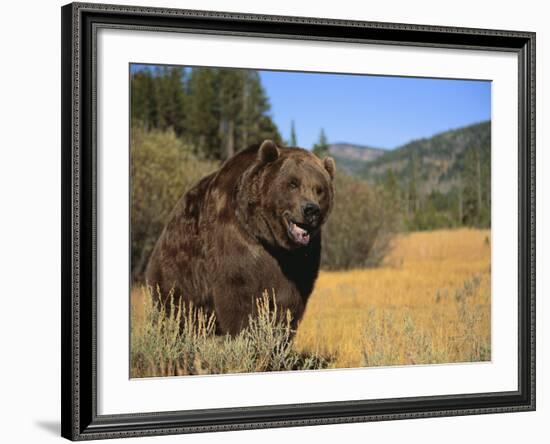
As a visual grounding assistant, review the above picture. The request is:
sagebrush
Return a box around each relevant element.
[130,126,217,280]
[130,287,331,377]
[321,172,400,269]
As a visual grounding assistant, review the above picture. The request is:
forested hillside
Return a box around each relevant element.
[360,122,491,229]
[328,143,386,175]
[361,121,490,192]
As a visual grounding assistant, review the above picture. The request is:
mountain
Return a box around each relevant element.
[328,143,386,175]
[329,121,491,229]
[359,121,491,196]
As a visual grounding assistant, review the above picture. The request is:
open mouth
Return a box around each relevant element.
[285,217,313,246]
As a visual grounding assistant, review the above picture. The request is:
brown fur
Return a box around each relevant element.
[145,140,335,335]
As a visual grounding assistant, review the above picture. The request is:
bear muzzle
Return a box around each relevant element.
[302,202,321,226]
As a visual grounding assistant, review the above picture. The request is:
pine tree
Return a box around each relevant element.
[384,169,400,202]
[218,69,244,159]
[408,153,419,216]
[457,175,464,225]
[290,120,297,146]
[245,72,282,146]
[312,128,329,157]
[241,71,267,146]
[131,66,282,160]
[186,68,221,158]
[462,146,481,226]
[130,69,158,130]
[165,66,187,137]
[151,66,187,136]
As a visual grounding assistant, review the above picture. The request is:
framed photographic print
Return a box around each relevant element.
[61,2,536,440]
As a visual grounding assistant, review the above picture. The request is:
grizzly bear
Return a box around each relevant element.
[145,140,335,335]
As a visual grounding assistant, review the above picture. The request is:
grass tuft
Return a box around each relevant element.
[130,288,331,377]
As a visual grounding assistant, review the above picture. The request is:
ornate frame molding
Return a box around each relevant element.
[61,2,535,440]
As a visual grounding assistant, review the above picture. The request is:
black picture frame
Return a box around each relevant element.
[61,2,536,440]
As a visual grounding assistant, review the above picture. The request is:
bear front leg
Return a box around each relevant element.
[212,274,305,336]
[212,278,257,336]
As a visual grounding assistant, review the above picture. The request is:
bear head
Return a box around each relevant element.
[236,139,336,250]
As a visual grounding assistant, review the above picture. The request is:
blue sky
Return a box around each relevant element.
[259,70,491,150]
[131,64,491,150]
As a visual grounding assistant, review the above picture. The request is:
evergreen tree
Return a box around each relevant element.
[462,146,482,226]
[457,175,464,225]
[383,169,400,203]
[238,71,282,148]
[131,69,158,129]
[290,120,297,146]
[131,66,282,160]
[186,68,221,158]
[255,78,282,145]
[408,153,419,216]
[149,66,188,136]
[312,128,329,158]
[480,146,491,227]
[164,67,187,137]
[218,69,243,159]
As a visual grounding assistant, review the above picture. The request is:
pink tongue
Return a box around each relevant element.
[290,223,310,245]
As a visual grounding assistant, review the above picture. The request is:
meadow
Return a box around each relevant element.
[294,228,491,368]
[130,228,491,377]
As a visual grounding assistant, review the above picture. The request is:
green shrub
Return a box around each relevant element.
[321,173,400,270]
[130,126,218,280]
[130,287,332,377]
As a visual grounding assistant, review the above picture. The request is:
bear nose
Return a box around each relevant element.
[303,202,321,223]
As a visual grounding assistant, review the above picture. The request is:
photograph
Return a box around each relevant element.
[129,64,492,378]
[58,2,536,440]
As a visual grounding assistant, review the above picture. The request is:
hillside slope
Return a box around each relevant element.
[328,143,386,175]
[360,121,491,195]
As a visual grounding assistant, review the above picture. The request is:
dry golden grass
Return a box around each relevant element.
[131,228,491,375]
[294,228,491,368]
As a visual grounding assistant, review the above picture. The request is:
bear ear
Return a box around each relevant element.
[258,140,279,164]
[323,157,336,180]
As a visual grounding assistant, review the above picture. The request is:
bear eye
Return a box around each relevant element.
[316,186,324,196]
[289,180,299,189]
